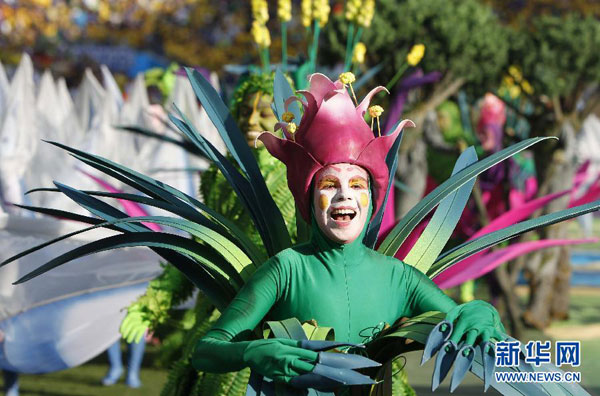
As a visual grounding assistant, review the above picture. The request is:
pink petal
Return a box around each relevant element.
[307,73,338,104]
[356,86,389,117]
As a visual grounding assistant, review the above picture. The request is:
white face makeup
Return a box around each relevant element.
[312,163,371,244]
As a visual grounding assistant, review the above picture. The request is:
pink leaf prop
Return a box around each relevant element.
[433,237,598,289]
[569,175,600,208]
[79,170,162,231]
[437,189,571,280]
[471,189,570,240]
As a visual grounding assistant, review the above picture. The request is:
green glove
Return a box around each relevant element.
[193,336,318,384]
[446,300,506,348]
[242,338,318,383]
[120,303,151,344]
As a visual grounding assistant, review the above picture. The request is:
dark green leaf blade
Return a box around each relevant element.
[404,147,477,273]
[428,200,600,278]
[378,137,556,256]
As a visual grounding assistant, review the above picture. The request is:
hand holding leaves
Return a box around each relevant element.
[243,338,318,383]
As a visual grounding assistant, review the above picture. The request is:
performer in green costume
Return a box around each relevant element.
[2,67,595,396]
[192,73,505,391]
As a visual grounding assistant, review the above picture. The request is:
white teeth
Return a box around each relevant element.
[331,209,356,215]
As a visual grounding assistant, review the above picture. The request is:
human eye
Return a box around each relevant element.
[349,179,367,189]
[318,178,337,189]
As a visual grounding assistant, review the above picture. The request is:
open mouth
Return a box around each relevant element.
[330,208,357,223]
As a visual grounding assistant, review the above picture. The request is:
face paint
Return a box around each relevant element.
[319,194,329,210]
[312,164,370,244]
[359,192,369,208]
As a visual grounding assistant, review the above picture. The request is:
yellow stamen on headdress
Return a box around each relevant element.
[369,105,384,136]
[282,111,295,122]
[287,122,297,141]
[339,72,358,105]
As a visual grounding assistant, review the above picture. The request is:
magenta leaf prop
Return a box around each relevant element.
[433,238,597,289]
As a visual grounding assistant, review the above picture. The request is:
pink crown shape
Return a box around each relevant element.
[258,73,415,222]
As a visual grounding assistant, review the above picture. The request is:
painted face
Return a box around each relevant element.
[312,163,371,244]
[238,91,278,147]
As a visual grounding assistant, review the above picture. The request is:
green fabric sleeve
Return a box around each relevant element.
[192,256,283,371]
[401,263,458,317]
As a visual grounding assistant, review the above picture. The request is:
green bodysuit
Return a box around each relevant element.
[193,217,457,373]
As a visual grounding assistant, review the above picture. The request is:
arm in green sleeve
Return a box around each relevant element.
[192,256,317,382]
[400,262,506,347]
[401,263,457,317]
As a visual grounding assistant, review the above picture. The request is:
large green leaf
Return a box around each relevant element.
[13,232,236,306]
[117,125,206,158]
[169,109,286,257]
[428,199,600,278]
[52,182,252,287]
[45,140,266,264]
[28,187,229,237]
[403,146,477,273]
[378,137,555,256]
[273,68,301,122]
[111,215,255,282]
[364,127,404,248]
[185,68,292,255]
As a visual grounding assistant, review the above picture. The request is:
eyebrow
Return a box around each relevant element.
[349,176,368,183]
[318,175,340,185]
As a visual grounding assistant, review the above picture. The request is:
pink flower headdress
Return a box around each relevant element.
[258,73,415,222]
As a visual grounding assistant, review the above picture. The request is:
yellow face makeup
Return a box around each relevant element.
[319,194,329,210]
[359,192,369,208]
[312,164,371,244]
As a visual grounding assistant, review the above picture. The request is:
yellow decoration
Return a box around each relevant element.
[278,0,292,22]
[368,105,384,118]
[301,0,312,27]
[360,193,369,208]
[345,0,362,22]
[287,122,298,134]
[521,80,534,95]
[509,85,521,99]
[356,0,374,28]
[406,44,425,66]
[251,0,269,24]
[282,112,295,122]
[508,65,523,82]
[251,21,271,48]
[339,72,356,85]
[352,42,366,64]
[319,194,329,210]
[313,0,331,27]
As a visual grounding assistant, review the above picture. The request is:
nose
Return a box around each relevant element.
[335,184,353,202]
[248,92,261,129]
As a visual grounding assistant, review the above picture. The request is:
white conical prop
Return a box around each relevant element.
[0,54,38,210]
[0,61,9,124]
[120,73,150,127]
[36,70,61,130]
[74,68,105,132]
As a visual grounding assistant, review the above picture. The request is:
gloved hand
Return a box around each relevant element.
[120,303,151,343]
[446,300,506,347]
[243,338,318,383]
